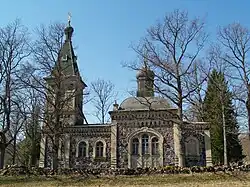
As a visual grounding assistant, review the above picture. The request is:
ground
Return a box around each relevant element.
[1,173,250,187]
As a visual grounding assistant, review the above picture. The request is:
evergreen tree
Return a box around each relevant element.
[203,69,244,164]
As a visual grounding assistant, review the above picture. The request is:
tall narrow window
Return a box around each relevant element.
[132,138,139,155]
[151,137,159,155]
[78,141,87,157]
[96,141,104,157]
[142,134,149,155]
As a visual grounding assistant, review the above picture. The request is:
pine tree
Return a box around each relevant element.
[203,69,244,164]
[225,96,244,163]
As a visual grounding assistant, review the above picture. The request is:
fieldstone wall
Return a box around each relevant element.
[115,116,175,168]
[182,124,207,167]
[69,134,111,169]
[42,112,208,169]
[43,125,112,169]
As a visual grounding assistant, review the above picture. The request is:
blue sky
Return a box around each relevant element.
[1,0,250,123]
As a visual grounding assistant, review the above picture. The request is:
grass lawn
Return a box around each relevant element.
[0,173,250,187]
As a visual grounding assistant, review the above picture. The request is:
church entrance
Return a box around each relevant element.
[129,130,163,168]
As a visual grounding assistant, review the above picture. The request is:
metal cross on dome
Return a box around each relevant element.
[68,12,72,26]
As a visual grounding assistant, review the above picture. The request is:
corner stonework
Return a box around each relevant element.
[39,134,46,168]
[173,123,184,167]
[110,122,117,168]
[204,130,212,166]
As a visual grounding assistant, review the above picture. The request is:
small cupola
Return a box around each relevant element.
[64,26,74,41]
[64,14,74,41]
[136,66,155,97]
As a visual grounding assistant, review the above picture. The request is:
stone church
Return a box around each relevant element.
[39,22,212,169]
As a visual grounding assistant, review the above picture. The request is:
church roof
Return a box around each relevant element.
[119,96,170,111]
[48,22,87,87]
[57,33,79,76]
[51,24,83,79]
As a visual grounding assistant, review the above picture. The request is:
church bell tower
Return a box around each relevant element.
[44,18,87,126]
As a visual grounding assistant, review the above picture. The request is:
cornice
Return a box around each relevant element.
[63,125,111,135]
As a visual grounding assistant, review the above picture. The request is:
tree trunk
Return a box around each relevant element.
[176,73,184,167]
[246,95,250,159]
[0,146,6,169]
[102,109,105,124]
[177,93,184,167]
[29,141,37,167]
[52,135,59,171]
[221,100,227,166]
[247,96,250,134]
[12,135,17,165]
[177,106,184,167]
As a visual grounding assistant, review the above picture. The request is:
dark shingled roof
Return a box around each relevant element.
[50,24,86,87]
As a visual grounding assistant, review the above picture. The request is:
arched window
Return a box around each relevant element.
[78,141,87,157]
[96,141,104,157]
[142,134,149,155]
[151,137,159,155]
[132,138,139,155]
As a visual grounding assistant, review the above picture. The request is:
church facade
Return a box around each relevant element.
[39,23,212,169]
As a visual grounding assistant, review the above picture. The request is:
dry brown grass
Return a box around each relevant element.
[1,172,250,187]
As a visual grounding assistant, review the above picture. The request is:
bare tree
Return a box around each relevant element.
[124,10,208,166]
[19,22,66,171]
[6,105,27,165]
[0,19,30,169]
[184,61,209,121]
[91,79,116,124]
[16,82,42,167]
[218,23,250,133]
[19,22,89,170]
[184,44,229,122]
[8,84,42,167]
[128,10,207,124]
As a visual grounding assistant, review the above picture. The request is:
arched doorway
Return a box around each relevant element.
[128,128,163,168]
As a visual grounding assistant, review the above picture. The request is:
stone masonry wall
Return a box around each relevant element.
[69,134,111,169]
[182,125,207,167]
[116,119,175,168]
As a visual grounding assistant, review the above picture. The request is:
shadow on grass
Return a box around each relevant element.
[0,176,47,185]
[0,173,250,186]
[214,171,250,185]
[0,175,102,186]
